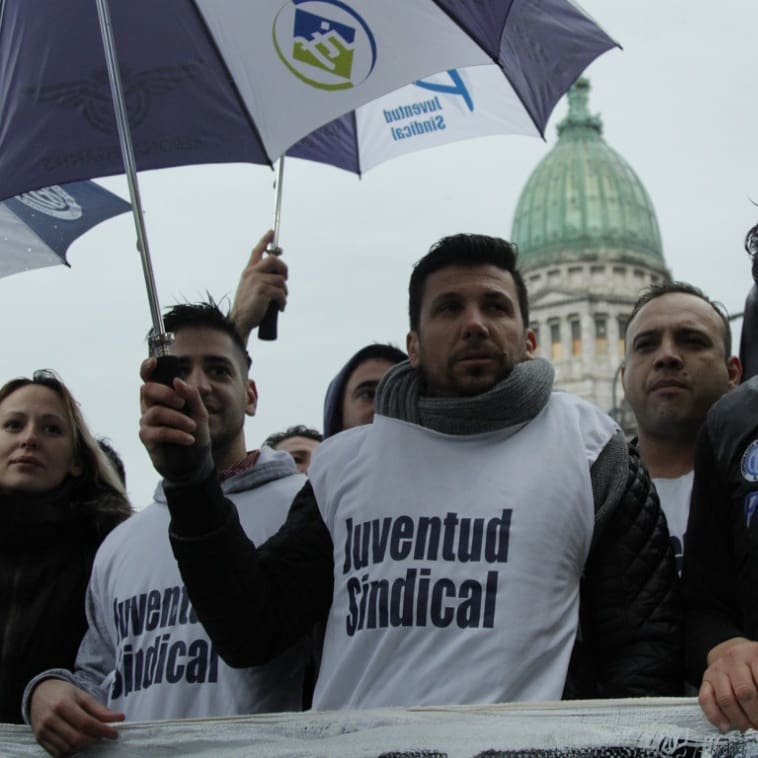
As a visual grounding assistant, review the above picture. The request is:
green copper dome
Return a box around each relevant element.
[511,78,665,271]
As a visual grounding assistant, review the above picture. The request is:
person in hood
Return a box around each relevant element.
[26,301,307,757]
[323,344,407,438]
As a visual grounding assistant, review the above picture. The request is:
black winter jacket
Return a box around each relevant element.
[0,482,129,723]
[682,376,758,685]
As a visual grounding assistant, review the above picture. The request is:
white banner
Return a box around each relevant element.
[2,698,756,757]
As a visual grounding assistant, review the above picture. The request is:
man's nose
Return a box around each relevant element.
[653,337,684,369]
[185,365,212,393]
[462,305,488,338]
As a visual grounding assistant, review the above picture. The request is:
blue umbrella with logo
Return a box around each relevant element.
[0,0,617,349]
[0,181,130,278]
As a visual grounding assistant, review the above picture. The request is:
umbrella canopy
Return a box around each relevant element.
[0,0,617,346]
[289,62,583,175]
[0,181,130,278]
[0,0,617,201]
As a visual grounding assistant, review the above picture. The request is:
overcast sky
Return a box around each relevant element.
[2,1,756,508]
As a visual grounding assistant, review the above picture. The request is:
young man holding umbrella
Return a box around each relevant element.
[141,234,681,709]
[26,236,305,755]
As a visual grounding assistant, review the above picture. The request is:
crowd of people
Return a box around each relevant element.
[2,225,758,755]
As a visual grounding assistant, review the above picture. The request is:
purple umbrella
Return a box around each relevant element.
[0,0,618,348]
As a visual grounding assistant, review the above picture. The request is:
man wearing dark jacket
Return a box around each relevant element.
[682,222,758,732]
[683,375,758,732]
[142,234,681,708]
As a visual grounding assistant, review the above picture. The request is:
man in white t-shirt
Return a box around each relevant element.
[142,234,682,709]
[622,282,742,574]
[26,234,308,757]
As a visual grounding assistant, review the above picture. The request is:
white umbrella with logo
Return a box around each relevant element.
[0,0,617,352]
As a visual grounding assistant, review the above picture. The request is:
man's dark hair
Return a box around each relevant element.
[626,281,732,357]
[264,424,323,449]
[408,234,529,332]
[151,300,252,370]
[745,221,758,287]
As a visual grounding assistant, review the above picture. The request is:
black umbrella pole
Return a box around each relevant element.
[259,157,285,341]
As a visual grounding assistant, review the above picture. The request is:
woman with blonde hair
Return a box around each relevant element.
[0,370,132,723]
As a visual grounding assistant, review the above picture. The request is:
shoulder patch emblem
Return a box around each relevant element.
[745,492,758,528]
[741,439,758,482]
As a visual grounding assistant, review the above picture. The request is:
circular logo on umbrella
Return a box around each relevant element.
[17,186,82,220]
[273,1,377,90]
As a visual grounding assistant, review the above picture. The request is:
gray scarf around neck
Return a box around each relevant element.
[376,357,555,436]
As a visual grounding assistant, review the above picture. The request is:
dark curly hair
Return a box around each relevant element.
[150,299,251,370]
[264,425,323,449]
[409,234,528,332]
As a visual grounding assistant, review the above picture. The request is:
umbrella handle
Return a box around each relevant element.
[258,240,283,341]
[149,354,210,476]
[258,301,279,341]
[151,354,182,387]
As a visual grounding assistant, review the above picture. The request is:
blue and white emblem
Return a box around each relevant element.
[273,1,377,91]
[17,186,82,221]
[745,492,758,528]
[741,439,758,482]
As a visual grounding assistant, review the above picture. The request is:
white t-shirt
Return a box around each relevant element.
[653,470,694,577]
[309,392,617,710]
[59,457,308,721]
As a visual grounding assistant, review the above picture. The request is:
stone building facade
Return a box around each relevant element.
[511,78,670,428]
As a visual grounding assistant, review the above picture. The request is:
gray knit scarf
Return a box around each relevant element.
[376,357,555,436]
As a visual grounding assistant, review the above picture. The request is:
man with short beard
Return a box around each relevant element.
[142,234,681,709]
[622,282,742,574]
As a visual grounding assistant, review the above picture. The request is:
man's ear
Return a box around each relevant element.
[727,355,743,389]
[246,379,258,416]
[524,328,538,359]
[406,331,420,368]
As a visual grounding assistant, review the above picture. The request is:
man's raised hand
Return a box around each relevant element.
[230,230,289,342]
[139,357,211,481]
